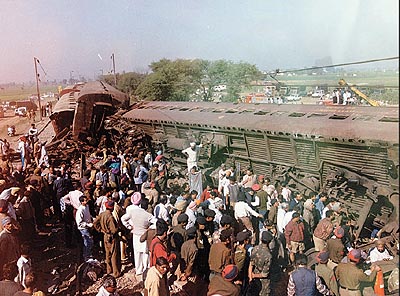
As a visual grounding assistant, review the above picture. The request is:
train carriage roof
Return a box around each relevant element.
[123,101,399,144]
[77,81,129,107]
[51,90,79,114]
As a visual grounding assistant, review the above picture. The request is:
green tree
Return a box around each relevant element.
[135,59,196,101]
[134,58,262,102]
[223,62,261,102]
[117,72,147,97]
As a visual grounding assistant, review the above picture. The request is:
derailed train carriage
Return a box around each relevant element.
[50,81,129,140]
[106,101,399,243]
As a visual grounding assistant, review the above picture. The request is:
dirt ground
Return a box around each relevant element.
[1,110,146,295]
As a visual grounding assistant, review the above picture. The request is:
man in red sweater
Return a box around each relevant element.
[149,219,176,268]
[284,212,305,264]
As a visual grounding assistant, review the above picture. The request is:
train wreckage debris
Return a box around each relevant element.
[48,84,399,246]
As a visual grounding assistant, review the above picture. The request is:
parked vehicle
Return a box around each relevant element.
[15,100,38,111]
[14,106,27,117]
[286,93,302,101]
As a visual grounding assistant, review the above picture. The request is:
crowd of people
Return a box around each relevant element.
[0,135,397,296]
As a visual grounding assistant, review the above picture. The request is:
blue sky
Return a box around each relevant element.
[0,0,398,83]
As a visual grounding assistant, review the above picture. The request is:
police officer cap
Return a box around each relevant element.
[316,250,330,263]
[196,216,207,225]
[220,215,233,226]
[204,209,216,218]
[261,231,274,243]
[177,213,189,223]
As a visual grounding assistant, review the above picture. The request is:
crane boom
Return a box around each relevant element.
[338,79,381,106]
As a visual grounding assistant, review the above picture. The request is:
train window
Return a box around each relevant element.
[239,109,255,113]
[212,109,224,113]
[179,108,189,111]
[199,108,214,112]
[307,113,327,118]
[329,114,349,120]
[352,115,374,121]
[379,117,399,122]
[225,110,238,113]
[254,111,268,115]
[270,111,287,116]
[289,112,306,117]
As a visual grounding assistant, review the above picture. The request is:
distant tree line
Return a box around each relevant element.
[102,59,262,102]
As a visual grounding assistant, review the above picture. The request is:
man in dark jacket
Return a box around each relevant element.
[287,254,330,296]
[52,170,69,220]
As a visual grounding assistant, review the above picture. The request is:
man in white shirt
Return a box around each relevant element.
[234,193,263,244]
[185,201,198,230]
[217,164,227,192]
[154,195,170,224]
[182,142,202,172]
[76,196,94,261]
[121,192,156,275]
[281,182,292,203]
[96,275,119,296]
[144,150,153,168]
[277,202,290,234]
[369,239,393,263]
[61,184,83,211]
[28,123,38,148]
[16,243,32,288]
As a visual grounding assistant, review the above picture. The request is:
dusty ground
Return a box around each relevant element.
[0,110,146,295]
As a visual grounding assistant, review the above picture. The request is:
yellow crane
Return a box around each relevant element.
[338,79,381,106]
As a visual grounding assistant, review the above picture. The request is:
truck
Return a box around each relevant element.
[15,100,38,111]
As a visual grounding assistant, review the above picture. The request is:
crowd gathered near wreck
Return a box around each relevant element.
[0,81,398,296]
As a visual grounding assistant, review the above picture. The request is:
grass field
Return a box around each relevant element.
[0,84,59,103]
[244,70,399,104]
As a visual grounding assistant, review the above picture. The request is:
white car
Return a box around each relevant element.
[14,107,27,117]
[286,94,302,101]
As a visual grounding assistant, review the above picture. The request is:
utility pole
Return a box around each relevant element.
[69,71,74,84]
[34,57,42,121]
[111,53,117,86]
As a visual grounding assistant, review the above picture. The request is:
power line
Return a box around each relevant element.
[269,56,399,74]
[36,59,48,76]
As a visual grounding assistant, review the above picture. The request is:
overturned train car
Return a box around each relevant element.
[50,81,129,141]
[109,101,399,240]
